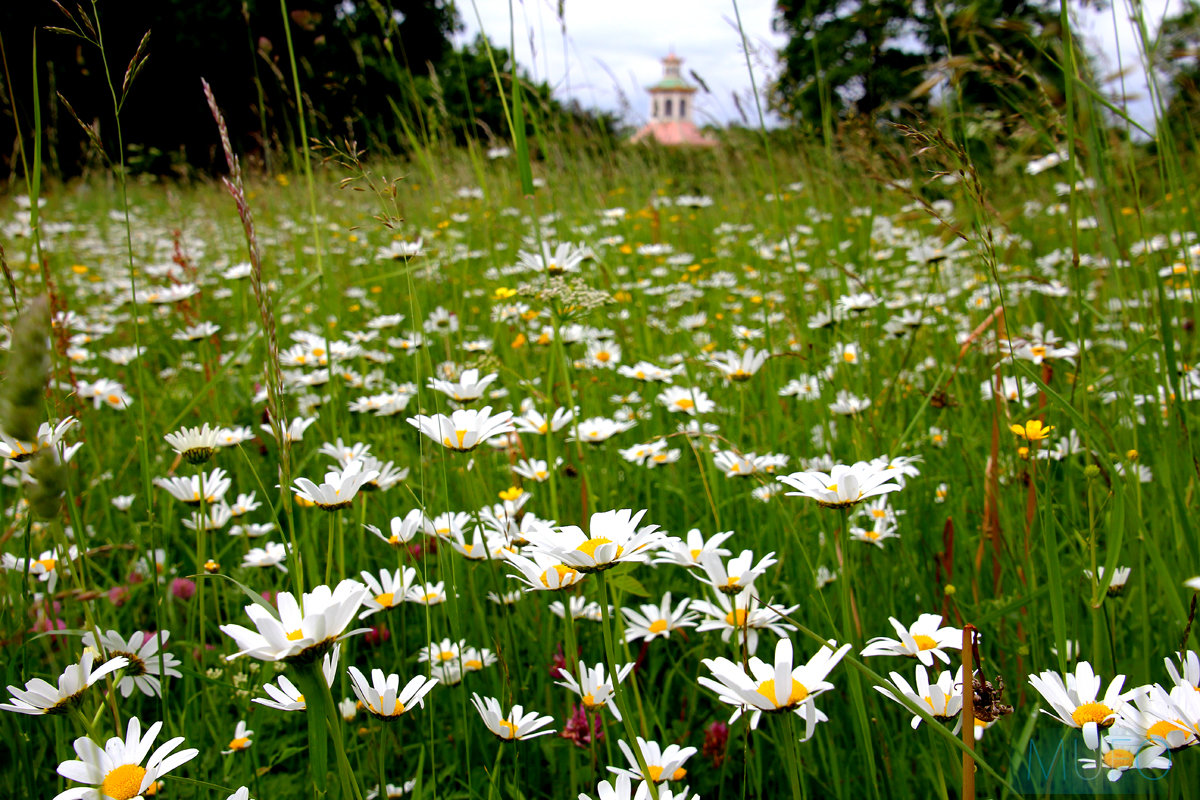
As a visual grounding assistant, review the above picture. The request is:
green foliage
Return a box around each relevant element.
[772,0,1065,125]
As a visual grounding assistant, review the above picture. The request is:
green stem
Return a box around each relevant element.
[595,571,658,800]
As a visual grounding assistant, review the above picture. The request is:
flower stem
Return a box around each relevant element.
[595,570,658,800]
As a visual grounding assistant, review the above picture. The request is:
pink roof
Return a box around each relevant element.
[629,120,718,147]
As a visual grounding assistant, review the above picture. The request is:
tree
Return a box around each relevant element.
[771,0,1064,125]
[1154,0,1200,150]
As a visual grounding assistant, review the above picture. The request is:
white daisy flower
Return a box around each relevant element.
[53,716,198,800]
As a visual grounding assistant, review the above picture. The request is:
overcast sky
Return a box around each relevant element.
[458,0,1186,131]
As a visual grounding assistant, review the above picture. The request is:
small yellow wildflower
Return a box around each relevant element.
[1010,419,1053,441]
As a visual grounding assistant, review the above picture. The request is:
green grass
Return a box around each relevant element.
[2,108,1200,800]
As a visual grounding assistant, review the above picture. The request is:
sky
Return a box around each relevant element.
[458,0,1187,131]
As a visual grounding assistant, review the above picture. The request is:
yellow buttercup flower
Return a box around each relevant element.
[1010,419,1053,441]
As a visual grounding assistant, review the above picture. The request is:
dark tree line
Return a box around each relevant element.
[0,0,615,179]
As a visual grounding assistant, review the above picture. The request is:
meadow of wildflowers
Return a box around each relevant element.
[4,57,1200,800]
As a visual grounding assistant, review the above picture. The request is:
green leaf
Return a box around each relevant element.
[201,572,281,620]
[607,571,650,598]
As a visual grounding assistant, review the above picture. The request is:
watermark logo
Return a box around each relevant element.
[1013,732,1170,796]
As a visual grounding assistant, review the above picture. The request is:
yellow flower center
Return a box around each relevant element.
[912,635,938,651]
[35,558,57,572]
[648,620,669,634]
[228,736,250,750]
[388,535,401,544]
[582,692,603,710]
[675,398,694,410]
[843,351,856,362]
[382,699,406,716]
[464,659,483,671]
[689,548,702,560]
[726,576,741,588]
[375,592,395,608]
[286,629,305,641]
[439,650,457,661]
[1102,748,1135,769]
[756,678,809,708]
[1147,719,1187,740]
[443,430,469,449]
[576,537,622,560]
[595,351,611,362]
[540,565,579,588]
[724,609,749,627]
[498,719,518,739]
[101,764,147,800]
[1071,702,1115,727]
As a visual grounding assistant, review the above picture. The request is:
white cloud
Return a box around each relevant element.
[459,0,1183,131]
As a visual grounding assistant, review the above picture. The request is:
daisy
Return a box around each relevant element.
[699,637,851,732]
[221,721,254,754]
[81,630,182,698]
[242,541,290,571]
[513,458,554,482]
[405,581,448,606]
[713,450,758,478]
[609,736,697,784]
[1164,649,1200,691]
[556,661,635,721]
[358,567,417,618]
[517,241,587,275]
[513,407,573,438]
[254,646,341,711]
[1078,726,1172,782]
[164,424,221,464]
[709,347,768,382]
[291,459,379,510]
[550,596,605,621]
[347,667,437,720]
[860,614,963,667]
[471,693,556,742]
[366,782,417,800]
[1,650,129,715]
[502,549,588,592]
[849,519,901,548]
[427,368,499,403]
[53,716,198,800]
[657,387,714,415]
[692,588,798,654]
[694,549,778,597]
[523,508,665,573]
[407,406,516,451]
[621,592,698,643]
[875,665,964,732]
[778,375,823,399]
[1,545,77,594]
[365,509,426,547]
[579,775,693,800]
[219,579,369,663]
[777,460,903,509]
[618,361,679,382]
[155,467,231,506]
[653,529,735,568]
[1028,660,1136,749]
[569,416,636,444]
